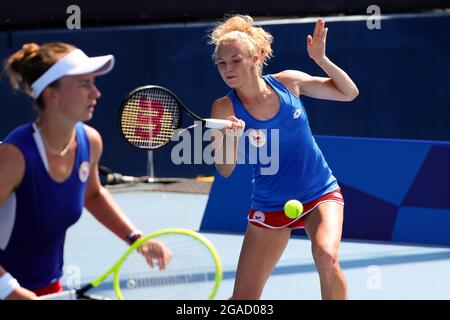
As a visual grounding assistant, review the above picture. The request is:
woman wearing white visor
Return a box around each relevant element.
[0,42,171,299]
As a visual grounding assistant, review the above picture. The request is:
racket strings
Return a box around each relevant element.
[120,88,181,149]
[118,233,218,299]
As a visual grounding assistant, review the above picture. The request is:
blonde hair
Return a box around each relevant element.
[4,42,75,109]
[209,15,273,70]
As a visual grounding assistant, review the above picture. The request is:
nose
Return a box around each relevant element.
[219,62,232,74]
[225,63,233,73]
[91,84,101,99]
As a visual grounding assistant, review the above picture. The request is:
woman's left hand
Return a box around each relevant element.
[307,19,328,64]
[138,240,173,270]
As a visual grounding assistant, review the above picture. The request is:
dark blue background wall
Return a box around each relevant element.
[2,1,448,28]
[201,136,450,246]
[1,13,449,178]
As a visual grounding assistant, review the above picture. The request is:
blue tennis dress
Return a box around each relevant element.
[227,74,339,211]
[0,122,90,289]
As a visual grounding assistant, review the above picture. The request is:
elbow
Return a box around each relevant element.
[350,86,359,101]
[217,169,232,179]
[344,87,359,102]
[352,87,360,100]
[216,164,234,178]
[219,172,231,178]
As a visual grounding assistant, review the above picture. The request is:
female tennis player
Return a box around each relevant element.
[0,42,171,300]
[209,15,359,299]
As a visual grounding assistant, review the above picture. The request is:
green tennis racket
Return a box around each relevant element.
[40,228,222,300]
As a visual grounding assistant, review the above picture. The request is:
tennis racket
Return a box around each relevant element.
[39,228,222,300]
[119,85,232,150]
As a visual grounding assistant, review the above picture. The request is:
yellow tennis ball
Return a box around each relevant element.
[284,200,304,219]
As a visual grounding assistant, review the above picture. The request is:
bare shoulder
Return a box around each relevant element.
[0,143,25,195]
[274,69,310,84]
[273,70,311,96]
[211,96,235,119]
[274,70,310,81]
[0,143,25,169]
[83,124,103,162]
[83,124,102,146]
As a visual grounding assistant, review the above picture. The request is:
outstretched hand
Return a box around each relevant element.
[307,19,328,64]
[138,239,172,270]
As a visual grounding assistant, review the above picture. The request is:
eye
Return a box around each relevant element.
[81,80,95,88]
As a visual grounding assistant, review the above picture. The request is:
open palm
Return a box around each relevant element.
[307,19,328,63]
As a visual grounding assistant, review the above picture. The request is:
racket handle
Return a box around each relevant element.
[203,119,233,129]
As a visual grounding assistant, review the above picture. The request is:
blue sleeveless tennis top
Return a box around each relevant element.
[0,122,90,290]
[227,74,339,211]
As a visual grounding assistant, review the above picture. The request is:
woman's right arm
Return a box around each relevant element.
[0,145,36,300]
[210,97,245,178]
[0,144,24,206]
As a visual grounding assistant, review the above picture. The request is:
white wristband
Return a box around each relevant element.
[0,273,20,300]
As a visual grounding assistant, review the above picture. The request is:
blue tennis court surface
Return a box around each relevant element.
[63,188,450,300]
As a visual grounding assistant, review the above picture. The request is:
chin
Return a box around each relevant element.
[82,113,94,122]
[225,80,240,88]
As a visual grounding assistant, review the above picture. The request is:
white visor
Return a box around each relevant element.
[30,49,115,99]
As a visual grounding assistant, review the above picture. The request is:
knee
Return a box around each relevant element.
[312,243,340,273]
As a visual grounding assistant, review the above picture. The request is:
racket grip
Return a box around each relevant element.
[203,119,233,129]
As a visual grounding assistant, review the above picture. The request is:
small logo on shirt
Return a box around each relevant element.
[293,109,302,119]
[253,211,266,222]
[249,129,266,148]
[79,161,90,183]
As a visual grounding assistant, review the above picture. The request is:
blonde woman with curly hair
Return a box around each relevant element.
[209,15,359,300]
